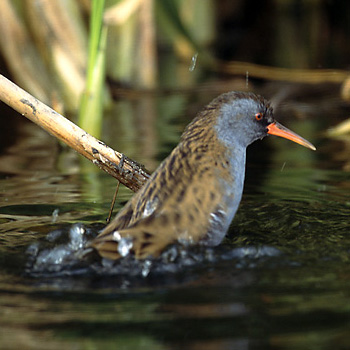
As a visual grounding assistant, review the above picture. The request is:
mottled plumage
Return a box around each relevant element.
[90,92,315,260]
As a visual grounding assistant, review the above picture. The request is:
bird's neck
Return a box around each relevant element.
[182,128,247,245]
[182,112,247,215]
[219,144,246,229]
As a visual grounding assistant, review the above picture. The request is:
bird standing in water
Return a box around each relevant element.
[90,92,315,260]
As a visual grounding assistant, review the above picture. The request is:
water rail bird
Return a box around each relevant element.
[90,91,315,260]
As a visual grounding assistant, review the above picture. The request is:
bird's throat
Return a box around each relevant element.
[222,146,246,224]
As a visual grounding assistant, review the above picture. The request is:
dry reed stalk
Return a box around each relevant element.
[0,74,150,192]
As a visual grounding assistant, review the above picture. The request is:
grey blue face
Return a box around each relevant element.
[216,92,315,150]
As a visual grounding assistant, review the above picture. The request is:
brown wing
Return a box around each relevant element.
[91,212,178,260]
[91,124,234,260]
[91,170,230,260]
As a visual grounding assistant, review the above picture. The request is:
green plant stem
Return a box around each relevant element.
[79,0,107,138]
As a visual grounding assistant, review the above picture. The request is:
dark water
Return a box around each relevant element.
[1,87,350,350]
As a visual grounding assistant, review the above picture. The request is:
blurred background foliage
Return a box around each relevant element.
[1,0,350,137]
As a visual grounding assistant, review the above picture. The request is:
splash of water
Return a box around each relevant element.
[25,222,283,280]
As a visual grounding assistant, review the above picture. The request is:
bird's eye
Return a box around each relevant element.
[255,113,263,121]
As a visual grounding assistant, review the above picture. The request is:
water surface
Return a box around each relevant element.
[0,87,350,350]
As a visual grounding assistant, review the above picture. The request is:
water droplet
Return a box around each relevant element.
[189,53,198,72]
[51,208,59,223]
[141,260,152,277]
[161,245,178,262]
[113,231,121,241]
[36,246,71,266]
[26,242,40,257]
[69,223,85,250]
[118,238,133,257]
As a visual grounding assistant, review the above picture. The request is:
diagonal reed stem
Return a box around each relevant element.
[0,74,150,192]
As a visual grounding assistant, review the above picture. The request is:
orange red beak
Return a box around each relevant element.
[267,122,316,151]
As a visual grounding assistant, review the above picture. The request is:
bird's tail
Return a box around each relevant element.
[90,222,177,260]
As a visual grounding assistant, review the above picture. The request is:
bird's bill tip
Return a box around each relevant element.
[267,122,316,151]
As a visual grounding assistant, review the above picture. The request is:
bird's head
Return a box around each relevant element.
[214,92,316,151]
